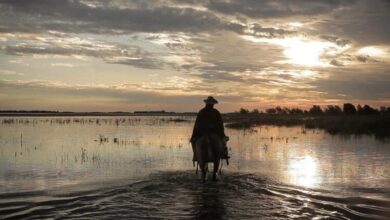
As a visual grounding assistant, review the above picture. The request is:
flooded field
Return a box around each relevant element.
[0,116,389,219]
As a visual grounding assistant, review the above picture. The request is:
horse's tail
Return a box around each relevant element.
[195,135,222,163]
[195,135,224,181]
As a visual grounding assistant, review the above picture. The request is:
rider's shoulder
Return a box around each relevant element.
[198,107,220,114]
[212,108,221,114]
[197,107,207,115]
[198,107,207,113]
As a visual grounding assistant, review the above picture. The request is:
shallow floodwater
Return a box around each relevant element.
[0,116,389,219]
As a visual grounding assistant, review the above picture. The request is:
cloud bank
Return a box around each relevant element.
[0,0,389,111]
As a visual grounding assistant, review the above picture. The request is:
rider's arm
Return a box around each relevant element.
[190,112,200,142]
[216,110,226,138]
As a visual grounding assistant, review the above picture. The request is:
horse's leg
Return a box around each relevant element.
[196,147,206,182]
[212,159,220,181]
[210,134,222,181]
[201,143,209,183]
[219,159,223,174]
[200,162,206,183]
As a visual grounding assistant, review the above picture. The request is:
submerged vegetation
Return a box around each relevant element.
[225,103,390,138]
[1,103,389,138]
[0,116,192,126]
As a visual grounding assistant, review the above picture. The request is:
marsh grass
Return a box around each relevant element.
[0,116,192,126]
[224,114,390,138]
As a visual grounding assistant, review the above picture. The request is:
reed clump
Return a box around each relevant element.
[224,104,390,139]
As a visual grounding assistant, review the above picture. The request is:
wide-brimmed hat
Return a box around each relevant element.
[204,96,218,104]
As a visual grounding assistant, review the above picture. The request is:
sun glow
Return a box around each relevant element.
[243,36,345,67]
[280,38,331,66]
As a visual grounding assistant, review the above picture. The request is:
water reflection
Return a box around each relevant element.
[193,185,226,220]
[287,156,321,188]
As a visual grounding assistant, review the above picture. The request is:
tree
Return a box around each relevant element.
[266,108,276,114]
[357,104,377,114]
[309,105,323,115]
[282,107,290,114]
[239,108,249,114]
[357,104,364,114]
[251,109,260,114]
[362,105,377,114]
[379,106,390,114]
[343,103,356,114]
[379,106,387,113]
[290,108,303,114]
[324,105,342,115]
[275,106,283,114]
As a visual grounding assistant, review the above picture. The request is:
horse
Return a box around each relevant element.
[194,134,224,182]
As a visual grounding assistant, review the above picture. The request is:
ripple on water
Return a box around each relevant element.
[0,171,389,219]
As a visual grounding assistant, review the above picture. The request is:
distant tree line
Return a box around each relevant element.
[238,103,390,115]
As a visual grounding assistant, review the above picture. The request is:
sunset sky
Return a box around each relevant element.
[0,0,389,112]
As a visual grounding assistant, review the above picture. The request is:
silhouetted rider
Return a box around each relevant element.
[190,96,228,161]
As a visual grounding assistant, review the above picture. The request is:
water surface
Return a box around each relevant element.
[0,116,389,219]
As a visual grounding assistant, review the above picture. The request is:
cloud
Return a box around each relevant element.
[0,0,243,34]
[312,70,390,100]
[330,59,344,66]
[320,35,350,47]
[0,69,25,76]
[51,63,75,67]
[2,34,164,69]
[0,79,246,111]
[315,0,390,45]
[249,24,297,38]
[0,0,389,110]
[355,55,377,63]
[172,0,356,18]
[0,0,322,38]
[0,0,356,72]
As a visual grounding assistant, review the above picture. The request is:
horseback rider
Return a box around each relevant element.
[190,96,229,162]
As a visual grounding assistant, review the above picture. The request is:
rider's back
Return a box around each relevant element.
[193,106,225,139]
